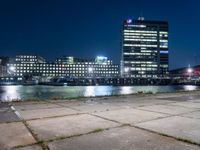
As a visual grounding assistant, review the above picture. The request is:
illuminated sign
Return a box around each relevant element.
[160,51,168,54]
[126,19,132,24]
[95,56,108,64]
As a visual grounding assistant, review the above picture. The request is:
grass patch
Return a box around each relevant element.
[92,128,104,133]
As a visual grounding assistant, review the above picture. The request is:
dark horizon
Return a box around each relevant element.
[0,0,200,70]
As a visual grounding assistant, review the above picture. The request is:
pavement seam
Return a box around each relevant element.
[43,125,129,148]
[117,101,178,109]
[11,106,24,120]
[89,108,175,125]
[180,115,200,120]
[23,112,86,121]
[22,120,49,150]
[46,100,81,111]
[50,100,133,113]
[129,109,200,125]
[17,106,63,111]
[88,113,124,124]
[13,143,43,149]
[135,107,199,116]
[11,101,49,106]
[179,110,200,120]
[130,124,200,147]
[167,103,200,109]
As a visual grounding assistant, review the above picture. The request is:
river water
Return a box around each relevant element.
[0,85,199,102]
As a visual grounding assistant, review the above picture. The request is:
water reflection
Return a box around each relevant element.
[119,86,133,95]
[84,86,112,97]
[0,85,199,101]
[84,86,95,97]
[183,85,197,91]
[1,86,21,101]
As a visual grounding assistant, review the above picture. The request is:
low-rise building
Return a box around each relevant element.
[7,55,119,78]
[170,65,200,78]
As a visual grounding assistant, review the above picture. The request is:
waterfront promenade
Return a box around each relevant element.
[0,91,200,150]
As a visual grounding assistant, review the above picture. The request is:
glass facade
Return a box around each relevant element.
[121,18,169,78]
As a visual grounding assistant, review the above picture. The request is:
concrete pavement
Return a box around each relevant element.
[0,91,200,150]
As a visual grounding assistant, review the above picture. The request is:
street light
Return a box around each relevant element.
[187,68,193,73]
[9,66,16,72]
[8,66,16,75]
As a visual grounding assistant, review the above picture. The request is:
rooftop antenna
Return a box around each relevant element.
[138,11,144,20]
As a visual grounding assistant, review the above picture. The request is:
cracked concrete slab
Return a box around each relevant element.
[48,126,200,150]
[138,104,194,115]
[27,114,120,141]
[136,116,200,144]
[18,107,79,120]
[0,122,36,149]
[93,108,168,124]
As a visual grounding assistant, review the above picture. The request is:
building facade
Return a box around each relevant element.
[121,17,169,78]
[0,57,9,77]
[7,55,119,78]
[170,65,200,78]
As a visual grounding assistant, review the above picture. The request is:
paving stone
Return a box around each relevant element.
[27,114,119,141]
[18,107,79,120]
[48,126,200,150]
[0,111,20,123]
[14,145,43,150]
[13,103,62,111]
[157,96,200,102]
[111,99,175,109]
[93,108,167,124]
[12,101,47,106]
[136,116,200,144]
[182,111,200,119]
[0,102,10,109]
[53,101,86,107]
[0,122,36,149]
[169,102,200,109]
[70,103,123,113]
[138,104,194,115]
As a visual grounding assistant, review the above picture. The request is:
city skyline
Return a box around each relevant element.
[0,0,200,69]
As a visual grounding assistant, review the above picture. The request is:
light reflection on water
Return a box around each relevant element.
[183,85,198,91]
[84,86,95,97]
[1,86,20,101]
[120,86,133,95]
[0,85,199,101]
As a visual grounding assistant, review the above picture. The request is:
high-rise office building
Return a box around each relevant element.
[121,17,169,78]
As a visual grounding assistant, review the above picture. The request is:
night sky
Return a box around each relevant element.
[0,0,200,69]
